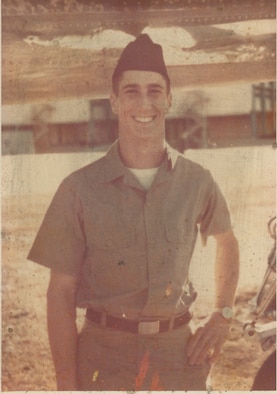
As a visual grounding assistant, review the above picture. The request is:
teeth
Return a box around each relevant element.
[134,117,154,123]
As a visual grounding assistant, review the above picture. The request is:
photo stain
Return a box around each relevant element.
[118,260,126,266]
[165,282,173,297]
[92,370,99,382]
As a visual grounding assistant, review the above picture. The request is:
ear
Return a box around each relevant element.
[165,92,172,113]
[110,93,119,115]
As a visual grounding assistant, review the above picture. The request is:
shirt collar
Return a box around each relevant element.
[100,141,126,183]
[164,142,179,169]
[99,140,180,183]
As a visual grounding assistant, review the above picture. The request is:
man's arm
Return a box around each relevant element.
[187,229,239,365]
[47,270,79,390]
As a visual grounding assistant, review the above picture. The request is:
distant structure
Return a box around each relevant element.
[251,82,276,140]
[2,83,276,155]
[166,90,208,152]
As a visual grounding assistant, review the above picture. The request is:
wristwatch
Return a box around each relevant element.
[217,306,233,320]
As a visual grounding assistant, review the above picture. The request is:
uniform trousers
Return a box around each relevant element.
[77,319,211,391]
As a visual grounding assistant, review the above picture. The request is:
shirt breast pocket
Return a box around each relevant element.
[164,225,196,278]
[86,224,140,294]
[91,225,136,250]
[165,225,194,246]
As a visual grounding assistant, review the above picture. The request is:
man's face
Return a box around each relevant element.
[110,70,172,142]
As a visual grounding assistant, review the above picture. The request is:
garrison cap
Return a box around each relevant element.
[112,34,170,84]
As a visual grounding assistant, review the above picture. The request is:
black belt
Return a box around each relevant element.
[85,308,192,334]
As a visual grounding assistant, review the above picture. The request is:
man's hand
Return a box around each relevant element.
[186,311,230,366]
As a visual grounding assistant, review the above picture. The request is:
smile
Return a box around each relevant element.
[133,116,156,123]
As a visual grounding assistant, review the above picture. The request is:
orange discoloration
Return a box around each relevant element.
[151,371,164,390]
[135,350,150,390]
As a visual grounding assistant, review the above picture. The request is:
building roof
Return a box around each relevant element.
[2,0,275,105]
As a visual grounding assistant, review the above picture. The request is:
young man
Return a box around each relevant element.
[28,34,239,391]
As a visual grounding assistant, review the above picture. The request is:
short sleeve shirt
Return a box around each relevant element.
[28,141,232,319]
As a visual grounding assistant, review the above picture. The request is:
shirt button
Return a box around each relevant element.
[148,239,155,246]
[145,201,152,208]
[105,239,114,247]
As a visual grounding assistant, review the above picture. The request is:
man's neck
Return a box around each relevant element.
[118,138,166,169]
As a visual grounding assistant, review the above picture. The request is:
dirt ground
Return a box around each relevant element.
[2,146,276,391]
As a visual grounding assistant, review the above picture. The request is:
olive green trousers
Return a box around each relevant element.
[77,319,211,391]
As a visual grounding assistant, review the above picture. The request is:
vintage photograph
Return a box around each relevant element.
[2,0,276,391]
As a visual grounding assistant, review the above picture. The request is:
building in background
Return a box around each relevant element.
[2,82,275,155]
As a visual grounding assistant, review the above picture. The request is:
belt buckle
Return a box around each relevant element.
[138,321,160,335]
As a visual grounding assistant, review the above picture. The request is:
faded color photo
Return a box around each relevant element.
[2,0,276,391]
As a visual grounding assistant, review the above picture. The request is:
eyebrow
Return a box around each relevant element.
[122,83,165,90]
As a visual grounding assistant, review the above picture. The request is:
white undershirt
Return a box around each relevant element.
[128,167,159,190]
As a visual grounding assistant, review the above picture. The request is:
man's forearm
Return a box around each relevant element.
[47,278,78,390]
[187,230,239,365]
[214,230,240,310]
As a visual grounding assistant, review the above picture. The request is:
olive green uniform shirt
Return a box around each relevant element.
[28,141,231,319]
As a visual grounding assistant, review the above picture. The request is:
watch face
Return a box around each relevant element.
[222,307,233,319]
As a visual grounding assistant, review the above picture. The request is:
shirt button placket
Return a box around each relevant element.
[143,189,166,316]
[145,200,152,209]
[144,196,155,249]
[144,195,158,307]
